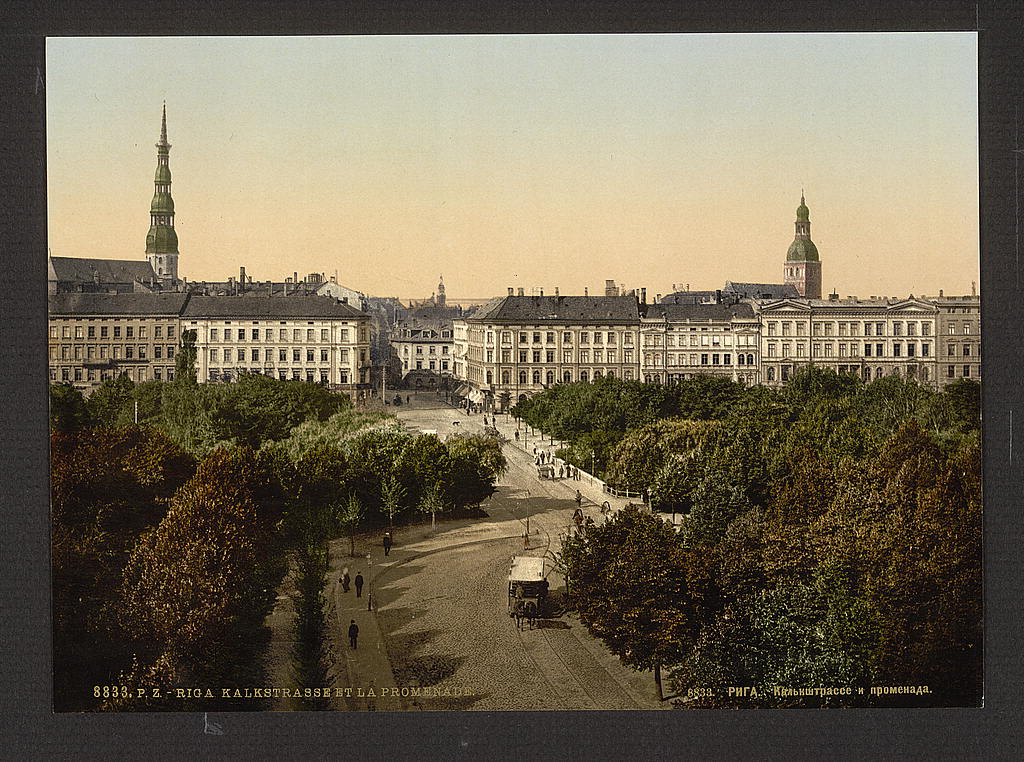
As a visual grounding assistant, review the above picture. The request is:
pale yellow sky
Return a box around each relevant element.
[46,34,979,299]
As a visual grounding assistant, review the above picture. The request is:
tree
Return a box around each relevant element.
[380,472,406,527]
[418,482,445,530]
[175,328,198,384]
[561,505,694,699]
[335,493,365,556]
[49,383,92,432]
[86,375,136,426]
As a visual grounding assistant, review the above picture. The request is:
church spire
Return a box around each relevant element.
[146,103,179,284]
[784,191,821,298]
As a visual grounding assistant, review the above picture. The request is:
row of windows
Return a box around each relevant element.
[644,353,757,367]
[947,344,978,357]
[485,368,635,385]
[51,366,174,383]
[766,321,935,337]
[484,349,636,364]
[401,345,450,355]
[51,344,176,361]
[644,334,749,348]
[208,368,353,384]
[485,331,634,345]
[766,342,933,359]
[207,347,362,364]
[51,324,176,339]
[207,327,355,343]
[403,360,451,371]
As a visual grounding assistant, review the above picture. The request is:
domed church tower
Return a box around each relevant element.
[146,103,179,284]
[783,192,821,298]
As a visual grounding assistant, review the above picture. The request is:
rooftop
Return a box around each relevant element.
[470,295,640,323]
[182,295,367,319]
[48,291,190,316]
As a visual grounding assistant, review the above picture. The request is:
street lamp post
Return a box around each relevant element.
[366,552,372,611]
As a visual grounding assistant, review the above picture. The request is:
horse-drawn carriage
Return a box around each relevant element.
[508,555,548,629]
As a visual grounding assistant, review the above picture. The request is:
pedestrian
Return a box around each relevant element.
[559,465,564,479]
[575,490,583,510]
[354,572,364,597]
[533,446,537,456]
[406,395,410,404]
[348,619,359,649]
[514,430,520,441]
[383,532,392,557]
[340,567,351,593]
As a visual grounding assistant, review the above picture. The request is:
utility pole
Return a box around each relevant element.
[134,400,138,424]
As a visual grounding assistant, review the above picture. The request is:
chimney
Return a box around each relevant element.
[293,271,298,285]
[971,281,976,297]
[939,289,944,297]
[584,287,589,297]
[640,288,647,304]
[655,294,661,303]
[829,291,839,301]
[518,287,525,296]
[508,287,514,296]
[239,267,246,292]
[715,289,722,304]
[555,286,559,297]
[539,288,544,297]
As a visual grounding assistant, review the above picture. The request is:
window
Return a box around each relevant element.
[922,344,930,356]
[251,349,260,362]
[154,346,162,359]
[767,322,777,336]
[321,329,329,341]
[624,349,633,363]
[964,324,971,335]
[339,349,349,363]
[306,349,315,362]
[307,329,314,341]
[865,344,872,357]
[167,325,175,339]
[563,332,572,343]
[533,332,541,344]
[225,328,233,341]
[563,371,572,383]
[580,332,589,344]
[876,343,883,357]
[922,323,931,336]
[139,326,148,339]
[907,322,917,336]
[712,354,720,365]
[293,329,302,341]
[74,326,84,339]
[893,322,902,336]
[519,371,527,384]
[839,322,848,337]
[963,344,971,357]
[293,349,301,362]
[519,350,527,363]
[532,370,541,384]
[893,344,902,357]
[546,332,555,343]
[948,324,956,335]
[125,346,133,359]
[546,370,555,384]
[125,326,134,339]
[86,326,95,338]
[607,350,616,363]
[167,346,174,359]
[768,344,777,357]
[113,346,121,359]
[593,332,603,345]
[947,365,956,378]
[948,344,956,356]
[767,367,776,381]
[963,365,970,377]
[49,326,57,338]
[579,350,589,363]
[701,354,708,366]
[876,323,884,336]
[319,349,327,362]
[623,332,633,345]
[907,344,916,357]
[546,350,555,362]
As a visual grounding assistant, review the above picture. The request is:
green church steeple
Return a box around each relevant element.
[146,102,179,282]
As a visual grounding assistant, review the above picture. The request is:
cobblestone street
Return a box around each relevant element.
[322,391,667,711]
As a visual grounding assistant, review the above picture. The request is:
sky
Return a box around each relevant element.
[46,34,978,300]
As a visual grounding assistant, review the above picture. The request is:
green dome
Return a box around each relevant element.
[146,225,179,253]
[796,195,809,221]
[154,163,172,183]
[787,238,819,262]
[150,191,175,214]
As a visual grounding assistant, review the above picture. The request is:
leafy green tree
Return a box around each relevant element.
[445,432,507,508]
[561,505,695,699]
[117,446,286,707]
[418,482,446,530]
[174,328,198,384]
[86,375,136,426]
[380,472,406,527]
[49,383,92,432]
[335,493,365,556]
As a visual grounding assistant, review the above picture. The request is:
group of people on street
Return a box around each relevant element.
[340,567,364,597]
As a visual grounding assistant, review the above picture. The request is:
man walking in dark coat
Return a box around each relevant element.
[348,620,359,648]
[354,572,364,597]
[383,532,393,557]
